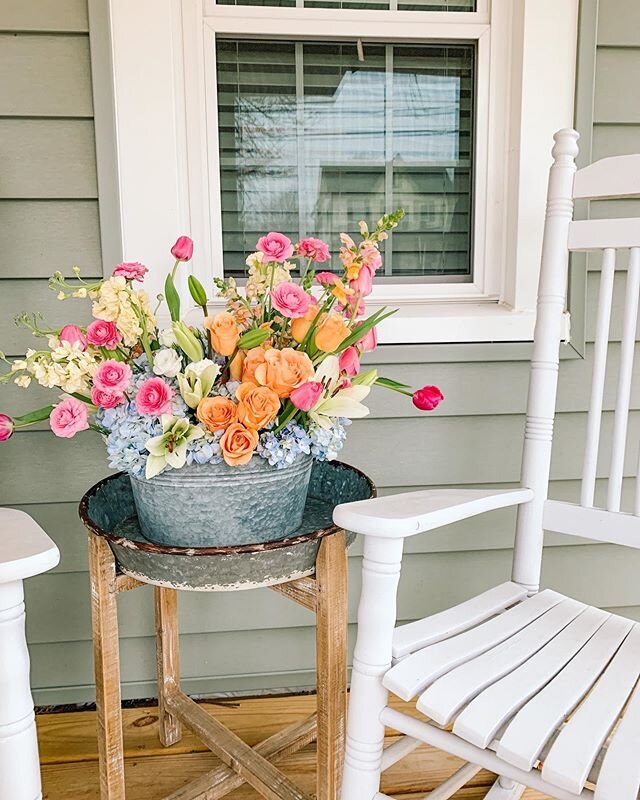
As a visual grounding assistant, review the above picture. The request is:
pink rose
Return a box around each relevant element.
[297,237,331,263]
[49,397,89,439]
[0,414,14,442]
[94,360,132,393]
[112,261,148,281]
[135,377,173,416]
[349,264,375,297]
[91,386,125,409]
[355,322,377,353]
[315,272,338,286]
[271,282,312,319]
[171,235,194,262]
[87,320,122,350]
[256,232,294,263]
[360,243,383,272]
[290,381,324,412]
[339,346,360,377]
[59,324,87,351]
[412,385,444,411]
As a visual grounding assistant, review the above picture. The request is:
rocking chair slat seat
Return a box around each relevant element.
[385,586,640,799]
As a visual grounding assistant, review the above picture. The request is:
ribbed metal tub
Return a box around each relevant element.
[79,461,375,591]
[129,455,313,547]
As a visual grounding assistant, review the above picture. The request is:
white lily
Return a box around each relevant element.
[145,415,204,479]
[177,360,220,409]
[307,355,371,429]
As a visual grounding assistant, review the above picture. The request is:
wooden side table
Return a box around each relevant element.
[80,462,374,800]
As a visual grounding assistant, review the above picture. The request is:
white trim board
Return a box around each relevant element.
[105,0,579,344]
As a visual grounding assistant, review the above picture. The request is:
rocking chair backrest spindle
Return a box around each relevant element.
[512,129,640,592]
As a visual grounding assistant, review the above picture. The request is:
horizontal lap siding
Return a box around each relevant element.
[7,0,640,705]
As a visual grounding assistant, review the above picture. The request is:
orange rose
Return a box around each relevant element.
[229,350,245,381]
[236,382,280,430]
[220,422,259,466]
[314,313,350,353]
[205,312,240,356]
[241,347,267,384]
[197,396,237,432]
[254,348,315,399]
[291,303,321,343]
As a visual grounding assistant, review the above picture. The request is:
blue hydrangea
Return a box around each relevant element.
[308,418,350,461]
[97,401,162,477]
[186,431,223,466]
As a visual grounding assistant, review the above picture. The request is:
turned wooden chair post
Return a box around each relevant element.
[0,509,59,800]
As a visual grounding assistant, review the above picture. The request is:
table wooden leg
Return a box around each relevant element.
[155,586,182,746]
[315,531,348,800]
[88,533,126,800]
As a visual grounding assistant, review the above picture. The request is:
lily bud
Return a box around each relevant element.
[171,321,203,363]
[188,275,208,306]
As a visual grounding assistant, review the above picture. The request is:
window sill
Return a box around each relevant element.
[177,301,571,346]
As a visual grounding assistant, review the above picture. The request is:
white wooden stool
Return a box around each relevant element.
[0,508,60,800]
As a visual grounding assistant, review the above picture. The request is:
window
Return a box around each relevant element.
[105,0,579,343]
[217,39,474,282]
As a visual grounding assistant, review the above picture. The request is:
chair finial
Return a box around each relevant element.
[552,128,580,161]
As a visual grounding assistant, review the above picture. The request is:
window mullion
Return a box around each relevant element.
[295,42,307,242]
[384,43,394,276]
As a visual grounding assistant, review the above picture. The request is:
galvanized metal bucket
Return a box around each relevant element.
[129,455,313,547]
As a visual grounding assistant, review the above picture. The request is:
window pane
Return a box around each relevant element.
[216,39,474,280]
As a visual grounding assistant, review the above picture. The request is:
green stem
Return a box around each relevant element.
[201,304,213,359]
[272,402,298,434]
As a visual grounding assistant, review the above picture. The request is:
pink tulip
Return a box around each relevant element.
[59,324,88,351]
[412,385,444,411]
[256,232,294,263]
[135,377,173,416]
[271,282,312,319]
[297,237,331,263]
[290,381,324,412]
[339,346,361,377]
[171,235,194,262]
[113,261,148,281]
[315,271,338,286]
[49,397,89,438]
[87,320,121,350]
[356,323,377,353]
[0,414,14,442]
[93,360,132,393]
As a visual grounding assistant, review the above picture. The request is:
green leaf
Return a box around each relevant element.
[238,328,270,350]
[374,376,412,391]
[188,275,208,307]
[374,377,412,396]
[335,307,397,354]
[13,405,55,426]
[164,274,181,322]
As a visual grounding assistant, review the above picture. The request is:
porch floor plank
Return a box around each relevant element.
[37,694,550,799]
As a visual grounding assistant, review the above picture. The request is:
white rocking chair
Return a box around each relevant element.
[334,128,640,800]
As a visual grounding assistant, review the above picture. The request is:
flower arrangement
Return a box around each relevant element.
[0,212,443,480]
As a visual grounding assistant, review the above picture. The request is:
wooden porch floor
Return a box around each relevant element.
[38,693,551,799]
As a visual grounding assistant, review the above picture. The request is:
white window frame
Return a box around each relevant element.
[105,0,578,343]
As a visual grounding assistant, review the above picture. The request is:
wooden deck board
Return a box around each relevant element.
[37,694,550,799]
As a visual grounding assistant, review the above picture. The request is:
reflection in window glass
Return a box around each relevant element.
[216,40,474,280]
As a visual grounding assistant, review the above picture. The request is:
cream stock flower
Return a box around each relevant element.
[91,276,156,347]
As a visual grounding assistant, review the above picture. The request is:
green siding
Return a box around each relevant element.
[3,0,640,705]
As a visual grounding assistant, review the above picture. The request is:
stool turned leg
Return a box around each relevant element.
[88,533,126,800]
[154,587,182,746]
[0,581,42,800]
[315,531,348,800]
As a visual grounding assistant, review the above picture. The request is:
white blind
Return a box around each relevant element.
[216,39,474,280]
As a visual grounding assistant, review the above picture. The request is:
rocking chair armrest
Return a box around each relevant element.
[333,487,534,539]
